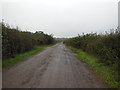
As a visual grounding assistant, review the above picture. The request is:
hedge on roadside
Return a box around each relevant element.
[65,28,120,66]
[2,23,55,60]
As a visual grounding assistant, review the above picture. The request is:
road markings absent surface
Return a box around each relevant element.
[3,43,107,88]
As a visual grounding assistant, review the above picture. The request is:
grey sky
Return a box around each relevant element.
[118,1,120,27]
[1,0,119,38]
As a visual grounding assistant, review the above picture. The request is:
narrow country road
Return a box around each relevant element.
[3,43,107,88]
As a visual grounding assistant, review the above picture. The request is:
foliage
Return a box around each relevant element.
[2,46,45,68]
[2,23,55,60]
[65,29,120,66]
[68,46,119,88]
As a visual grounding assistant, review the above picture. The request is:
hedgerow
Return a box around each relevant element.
[2,23,55,60]
[66,28,120,66]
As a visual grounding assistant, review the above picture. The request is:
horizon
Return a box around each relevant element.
[1,0,119,38]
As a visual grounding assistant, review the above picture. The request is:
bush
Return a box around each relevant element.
[2,23,55,60]
[66,28,120,66]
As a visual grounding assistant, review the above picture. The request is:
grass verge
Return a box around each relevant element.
[2,44,53,68]
[68,46,119,88]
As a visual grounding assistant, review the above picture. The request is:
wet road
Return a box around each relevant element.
[3,43,107,88]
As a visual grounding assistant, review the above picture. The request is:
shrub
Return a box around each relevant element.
[2,23,55,60]
[66,28,120,66]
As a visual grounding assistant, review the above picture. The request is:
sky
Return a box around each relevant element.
[0,0,119,38]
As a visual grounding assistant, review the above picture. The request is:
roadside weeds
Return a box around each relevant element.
[2,44,54,68]
[67,46,119,88]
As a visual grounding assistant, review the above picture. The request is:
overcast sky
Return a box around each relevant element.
[0,0,119,38]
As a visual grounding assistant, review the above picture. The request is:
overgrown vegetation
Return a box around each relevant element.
[2,46,45,68]
[65,28,120,88]
[68,46,119,88]
[2,23,55,60]
[66,28,120,66]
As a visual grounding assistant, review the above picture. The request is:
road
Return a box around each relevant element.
[3,43,107,88]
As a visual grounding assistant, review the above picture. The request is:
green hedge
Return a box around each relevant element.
[2,23,55,60]
[66,29,120,66]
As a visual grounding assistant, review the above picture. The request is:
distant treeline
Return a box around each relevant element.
[55,38,68,41]
[66,28,120,66]
[2,23,55,60]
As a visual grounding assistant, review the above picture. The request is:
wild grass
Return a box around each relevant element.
[68,46,119,88]
[2,45,53,68]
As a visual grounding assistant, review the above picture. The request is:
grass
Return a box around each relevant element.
[68,46,119,88]
[2,44,54,68]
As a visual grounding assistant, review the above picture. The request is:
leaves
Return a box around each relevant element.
[2,23,55,60]
[66,29,120,66]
